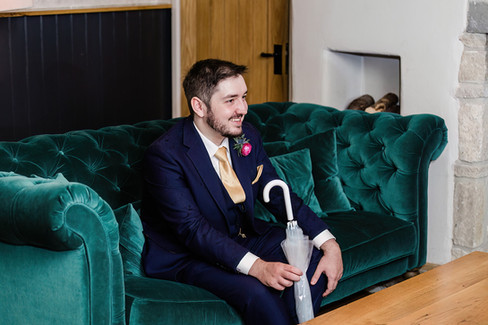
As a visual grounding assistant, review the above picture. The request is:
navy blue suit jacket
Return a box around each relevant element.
[141,117,329,278]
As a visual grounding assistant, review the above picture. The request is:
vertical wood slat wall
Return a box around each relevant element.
[0,8,172,141]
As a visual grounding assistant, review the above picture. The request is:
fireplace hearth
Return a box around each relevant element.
[322,49,401,113]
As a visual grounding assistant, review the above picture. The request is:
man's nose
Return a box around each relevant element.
[236,98,248,114]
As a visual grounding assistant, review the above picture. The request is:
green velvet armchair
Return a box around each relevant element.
[0,102,447,324]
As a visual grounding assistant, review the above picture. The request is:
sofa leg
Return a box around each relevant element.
[403,269,420,279]
[404,263,440,279]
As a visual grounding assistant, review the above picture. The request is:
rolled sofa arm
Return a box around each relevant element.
[0,172,125,325]
[0,172,118,251]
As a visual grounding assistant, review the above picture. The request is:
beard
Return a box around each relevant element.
[206,106,243,138]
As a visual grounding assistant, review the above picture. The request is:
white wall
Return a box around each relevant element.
[291,0,467,264]
[0,0,32,11]
[20,0,170,11]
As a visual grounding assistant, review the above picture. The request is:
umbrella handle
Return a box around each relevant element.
[263,179,294,221]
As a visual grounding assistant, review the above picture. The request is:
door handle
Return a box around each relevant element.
[260,44,283,75]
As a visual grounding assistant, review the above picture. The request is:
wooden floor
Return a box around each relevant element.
[306,251,488,324]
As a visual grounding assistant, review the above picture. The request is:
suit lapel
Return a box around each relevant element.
[182,119,233,218]
[183,119,256,227]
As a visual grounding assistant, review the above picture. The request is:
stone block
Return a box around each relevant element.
[456,82,488,98]
[467,0,488,34]
[452,246,474,260]
[458,99,488,162]
[460,33,487,49]
[453,176,487,248]
[459,50,488,82]
[454,160,488,178]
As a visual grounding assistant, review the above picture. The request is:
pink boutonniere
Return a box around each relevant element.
[233,134,252,157]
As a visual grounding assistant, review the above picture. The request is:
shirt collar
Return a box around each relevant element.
[193,122,230,158]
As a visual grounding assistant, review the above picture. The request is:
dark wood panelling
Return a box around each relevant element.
[0,9,171,141]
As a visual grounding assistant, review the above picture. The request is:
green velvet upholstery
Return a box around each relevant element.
[125,276,243,325]
[263,129,353,213]
[0,102,447,324]
[255,148,322,223]
[114,202,145,277]
[0,172,125,324]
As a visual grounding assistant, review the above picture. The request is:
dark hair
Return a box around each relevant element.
[183,59,248,115]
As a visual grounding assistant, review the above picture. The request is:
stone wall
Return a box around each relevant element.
[453,0,488,258]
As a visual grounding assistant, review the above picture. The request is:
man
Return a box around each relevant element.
[141,59,343,325]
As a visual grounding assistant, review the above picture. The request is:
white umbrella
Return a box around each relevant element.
[263,180,315,323]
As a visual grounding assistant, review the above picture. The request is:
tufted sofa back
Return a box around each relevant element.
[0,119,178,209]
[247,102,447,220]
[0,102,447,222]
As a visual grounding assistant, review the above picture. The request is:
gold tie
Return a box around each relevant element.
[214,147,246,204]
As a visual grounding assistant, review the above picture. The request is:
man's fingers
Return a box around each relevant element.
[278,278,294,289]
[283,264,303,276]
[310,268,322,286]
[254,261,303,291]
[322,278,339,297]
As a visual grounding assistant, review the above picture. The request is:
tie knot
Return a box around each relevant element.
[214,147,228,162]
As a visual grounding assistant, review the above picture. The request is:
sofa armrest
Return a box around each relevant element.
[0,173,118,251]
[0,172,125,324]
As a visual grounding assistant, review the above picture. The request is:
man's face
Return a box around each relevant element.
[205,75,248,139]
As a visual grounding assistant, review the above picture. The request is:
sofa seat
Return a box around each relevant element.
[321,211,416,304]
[124,276,243,325]
[328,211,416,279]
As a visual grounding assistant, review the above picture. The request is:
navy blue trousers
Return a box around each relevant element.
[178,224,326,325]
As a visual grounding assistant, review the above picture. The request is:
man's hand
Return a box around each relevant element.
[310,239,343,297]
[248,258,302,291]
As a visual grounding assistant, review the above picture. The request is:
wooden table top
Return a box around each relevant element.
[305,251,488,325]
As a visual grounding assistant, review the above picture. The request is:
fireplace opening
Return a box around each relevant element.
[322,49,401,114]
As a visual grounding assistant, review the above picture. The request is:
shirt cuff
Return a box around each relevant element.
[236,252,259,275]
[312,229,336,250]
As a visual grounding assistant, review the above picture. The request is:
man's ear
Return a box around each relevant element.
[191,97,207,118]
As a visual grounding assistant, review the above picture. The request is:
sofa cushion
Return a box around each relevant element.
[125,275,243,325]
[114,202,145,276]
[324,210,417,281]
[263,129,353,213]
[254,148,321,223]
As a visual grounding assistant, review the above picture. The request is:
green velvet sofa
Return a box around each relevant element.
[0,102,447,324]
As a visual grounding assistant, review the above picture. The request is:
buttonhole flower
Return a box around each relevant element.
[233,134,252,157]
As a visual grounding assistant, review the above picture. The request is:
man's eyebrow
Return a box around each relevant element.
[222,91,247,99]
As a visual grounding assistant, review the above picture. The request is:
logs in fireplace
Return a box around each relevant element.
[346,93,400,114]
